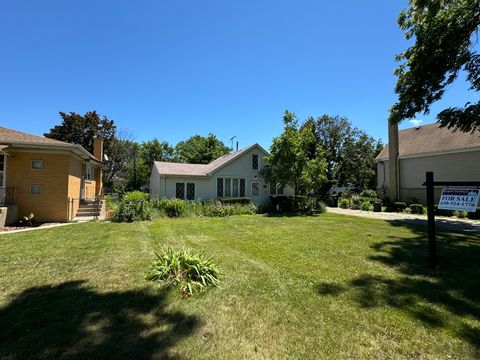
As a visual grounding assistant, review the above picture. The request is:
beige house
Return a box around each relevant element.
[0,126,104,225]
[376,123,480,204]
[150,144,293,203]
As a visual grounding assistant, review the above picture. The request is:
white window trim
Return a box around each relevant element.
[31,160,44,170]
[217,177,247,198]
[29,184,42,195]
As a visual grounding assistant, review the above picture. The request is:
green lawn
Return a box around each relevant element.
[1,213,479,359]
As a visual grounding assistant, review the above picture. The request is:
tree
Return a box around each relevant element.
[174,134,230,164]
[390,0,480,132]
[263,111,327,201]
[302,115,383,192]
[44,111,116,153]
[102,130,137,189]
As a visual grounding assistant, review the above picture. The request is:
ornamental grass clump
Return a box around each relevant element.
[145,247,221,297]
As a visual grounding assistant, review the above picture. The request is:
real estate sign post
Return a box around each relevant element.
[424,172,480,269]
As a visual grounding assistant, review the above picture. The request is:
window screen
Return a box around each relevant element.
[240,179,246,197]
[32,160,44,169]
[225,178,231,197]
[175,183,185,199]
[217,178,223,197]
[252,154,259,170]
[186,183,195,200]
[232,179,239,197]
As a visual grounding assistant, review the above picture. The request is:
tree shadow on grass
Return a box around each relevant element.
[316,219,480,351]
[0,281,200,360]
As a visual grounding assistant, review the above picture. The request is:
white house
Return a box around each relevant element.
[150,144,292,203]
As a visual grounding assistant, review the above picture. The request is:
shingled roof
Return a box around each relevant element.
[0,126,100,161]
[0,126,68,145]
[376,123,480,161]
[154,144,267,176]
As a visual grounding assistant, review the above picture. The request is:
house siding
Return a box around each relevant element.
[6,151,70,221]
[377,150,480,204]
[151,146,293,203]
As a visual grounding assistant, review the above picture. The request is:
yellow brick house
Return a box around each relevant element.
[0,126,104,224]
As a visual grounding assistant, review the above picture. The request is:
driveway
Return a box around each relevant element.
[327,207,480,232]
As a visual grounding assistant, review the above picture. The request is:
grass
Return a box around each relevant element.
[1,213,479,359]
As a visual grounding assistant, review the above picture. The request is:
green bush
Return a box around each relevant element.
[111,199,151,222]
[219,198,252,205]
[359,196,382,204]
[454,210,468,218]
[403,207,412,214]
[392,202,407,212]
[164,198,190,217]
[360,202,373,211]
[123,191,149,202]
[406,197,419,206]
[339,198,350,209]
[360,189,377,198]
[434,205,455,217]
[409,204,425,215]
[145,247,221,297]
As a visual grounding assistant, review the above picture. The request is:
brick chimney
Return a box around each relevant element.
[93,136,104,162]
[388,120,399,201]
[93,136,104,196]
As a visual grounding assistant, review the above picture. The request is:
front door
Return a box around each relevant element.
[251,181,260,202]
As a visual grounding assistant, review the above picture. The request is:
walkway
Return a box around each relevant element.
[327,207,480,232]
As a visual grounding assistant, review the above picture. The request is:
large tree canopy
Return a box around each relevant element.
[301,115,383,191]
[390,0,480,132]
[174,134,230,164]
[263,111,327,199]
[44,111,116,153]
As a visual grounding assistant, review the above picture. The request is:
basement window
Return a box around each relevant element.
[31,160,44,169]
[29,184,42,195]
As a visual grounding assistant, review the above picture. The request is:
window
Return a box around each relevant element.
[270,181,276,195]
[232,179,239,197]
[0,154,4,187]
[176,183,185,199]
[252,154,259,170]
[217,178,224,197]
[224,178,231,197]
[31,160,44,169]
[251,182,260,196]
[217,178,246,198]
[30,184,42,195]
[240,179,246,197]
[186,183,195,200]
[86,166,94,181]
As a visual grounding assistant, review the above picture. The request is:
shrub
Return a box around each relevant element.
[111,199,151,222]
[434,205,455,217]
[145,247,221,297]
[219,198,252,205]
[392,202,407,212]
[123,191,149,202]
[165,198,190,217]
[360,202,372,211]
[350,195,361,210]
[359,196,382,204]
[403,207,412,214]
[406,197,419,206]
[409,204,425,215]
[454,210,468,218]
[339,198,350,209]
[467,207,480,220]
[360,189,377,198]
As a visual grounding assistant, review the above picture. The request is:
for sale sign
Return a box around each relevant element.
[438,188,480,212]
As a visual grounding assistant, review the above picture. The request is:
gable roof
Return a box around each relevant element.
[0,126,100,162]
[154,143,268,176]
[376,123,480,161]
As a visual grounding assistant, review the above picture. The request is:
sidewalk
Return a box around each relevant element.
[327,207,480,232]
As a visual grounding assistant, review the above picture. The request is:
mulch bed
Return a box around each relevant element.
[1,223,61,232]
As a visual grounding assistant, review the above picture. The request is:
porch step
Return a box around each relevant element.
[73,200,105,221]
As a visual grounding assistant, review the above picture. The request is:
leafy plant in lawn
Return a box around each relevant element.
[145,247,221,297]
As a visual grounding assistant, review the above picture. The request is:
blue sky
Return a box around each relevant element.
[0,1,476,150]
